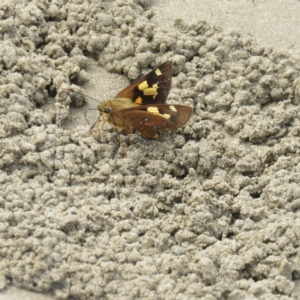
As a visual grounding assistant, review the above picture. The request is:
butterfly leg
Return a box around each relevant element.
[114,129,126,157]
[126,133,131,145]
[94,119,106,139]
[124,126,133,145]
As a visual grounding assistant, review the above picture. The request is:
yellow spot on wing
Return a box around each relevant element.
[155,68,162,76]
[147,107,170,119]
[162,114,171,119]
[147,107,159,113]
[135,96,143,104]
[143,87,158,97]
[169,105,177,112]
[138,81,149,91]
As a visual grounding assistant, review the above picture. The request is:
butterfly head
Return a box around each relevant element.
[97,100,123,128]
[97,102,112,115]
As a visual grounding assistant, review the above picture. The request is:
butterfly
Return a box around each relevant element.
[94,61,192,140]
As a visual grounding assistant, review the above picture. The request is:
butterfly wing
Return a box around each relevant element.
[115,61,173,105]
[118,104,192,139]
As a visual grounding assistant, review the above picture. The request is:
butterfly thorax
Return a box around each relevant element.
[98,98,138,130]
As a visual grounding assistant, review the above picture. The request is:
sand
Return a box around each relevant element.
[1,0,300,299]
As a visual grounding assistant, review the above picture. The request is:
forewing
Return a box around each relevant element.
[115,61,173,105]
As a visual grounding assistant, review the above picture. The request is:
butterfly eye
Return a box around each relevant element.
[104,107,111,114]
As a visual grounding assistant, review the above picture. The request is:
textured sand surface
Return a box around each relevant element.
[1,0,300,299]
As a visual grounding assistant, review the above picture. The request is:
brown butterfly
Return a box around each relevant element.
[94,61,192,140]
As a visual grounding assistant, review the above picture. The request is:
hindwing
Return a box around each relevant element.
[116,104,192,139]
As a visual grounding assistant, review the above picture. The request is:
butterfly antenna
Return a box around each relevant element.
[84,107,99,127]
[66,87,100,104]
[64,87,105,134]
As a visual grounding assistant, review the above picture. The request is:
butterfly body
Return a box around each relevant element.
[98,98,138,133]
[96,61,192,139]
